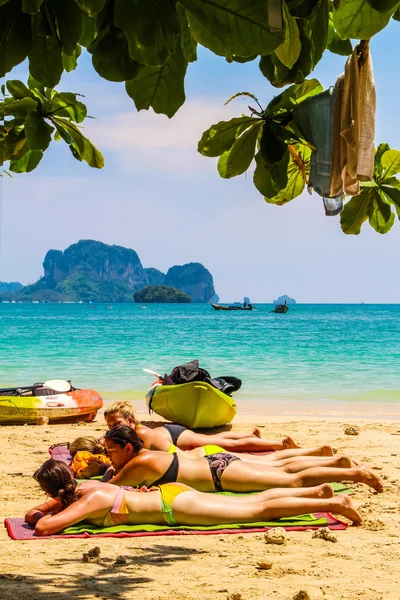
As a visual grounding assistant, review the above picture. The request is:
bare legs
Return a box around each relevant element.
[229,445,334,464]
[173,490,362,526]
[175,430,299,452]
[222,461,383,493]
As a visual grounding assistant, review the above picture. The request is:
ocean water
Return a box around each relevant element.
[1,303,400,414]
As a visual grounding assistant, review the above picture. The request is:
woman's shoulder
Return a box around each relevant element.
[135,449,166,465]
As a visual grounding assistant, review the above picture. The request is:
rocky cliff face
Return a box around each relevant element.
[21,240,147,302]
[0,281,23,293]
[145,268,166,286]
[164,262,217,303]
[15,241,219,303]
[43,240,147,289]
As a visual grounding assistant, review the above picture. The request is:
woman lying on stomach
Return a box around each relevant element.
[104,401,335,463]
[101,426,383,494]
[25,459,362,536]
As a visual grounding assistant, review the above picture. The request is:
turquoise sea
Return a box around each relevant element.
[1,303,400,415]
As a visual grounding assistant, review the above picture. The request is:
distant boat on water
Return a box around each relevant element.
[210,297,253,311]
[272,301,289,314]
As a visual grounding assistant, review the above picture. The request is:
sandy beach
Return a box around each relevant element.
[1,409,400,600]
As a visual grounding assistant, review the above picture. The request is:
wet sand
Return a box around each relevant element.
[1,411,400,600]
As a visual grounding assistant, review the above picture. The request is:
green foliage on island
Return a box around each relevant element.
[6,240,217,303]
[0,281,23,302]
[19,239,148,303]
[165,262,216,302]
[133,285,191,304]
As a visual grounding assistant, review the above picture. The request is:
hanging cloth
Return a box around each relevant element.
[293,87,344,215]
[330,43,376,197]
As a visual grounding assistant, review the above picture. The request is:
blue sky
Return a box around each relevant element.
[1,19,400,303]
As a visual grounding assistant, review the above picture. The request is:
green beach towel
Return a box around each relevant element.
[62,486,350,535]
[63,513,331,535]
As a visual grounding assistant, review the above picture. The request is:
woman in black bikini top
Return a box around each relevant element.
[103,400,301,453]
[102,426,383,494]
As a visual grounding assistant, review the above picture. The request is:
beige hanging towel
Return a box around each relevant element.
[330,45,376,197]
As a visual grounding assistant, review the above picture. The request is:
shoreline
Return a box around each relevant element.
[102,397,400,421]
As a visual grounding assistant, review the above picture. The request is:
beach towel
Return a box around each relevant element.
[49,444,72,463]
[4,511,347,540]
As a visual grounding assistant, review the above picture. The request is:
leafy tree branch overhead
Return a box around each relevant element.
[1,0,400,234]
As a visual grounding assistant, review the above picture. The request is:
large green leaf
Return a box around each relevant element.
[266,144,311,204]
[285,0,319,18]
[49,0,82,55]
[63,45,82,72]
[115,0,179,66]
[393,6,400,20]
[373,143,390,179]
[79,13,97,46]
[253,150,289,197]
[6,80,35,99]
[186,10,231,58]
[380,184,400,218]
[3,97,38,117]
[9,149,43,172]
[368,188,395,233]
[21,0,43,14]
[259,121,287,166]
[369,0,400,13]
[74,0,106,16]
[28,14,63,87]
[0,0,32,77]
[27,74,45,94]
[275,0,301,69]
[381,149,400,179]
[24,110,54,151]
[340,189,372,234]
[90,25,140,82]
[266,78,323,116]
[259,21,314,87]
[217,121,262,178]
[333,0,397,40]
[198,117,261,157]
[2,127,28,163]
[177,3,197,62]
[125,46,188,118]
[305,0,329,68]
[50,116,104,168]
[180,0,284,57]
[49,92,87,123]
[327,12,352,56]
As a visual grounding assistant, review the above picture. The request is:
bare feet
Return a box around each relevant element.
[334,455,353,468]
[335,495,362,524]
[319,444,334,457]
[354,465,384,493]
[282,436,301,449]
[315,483,335,499]
[252,427,261,438]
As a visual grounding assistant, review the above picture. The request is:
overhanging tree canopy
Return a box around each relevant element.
[1,0,400,234]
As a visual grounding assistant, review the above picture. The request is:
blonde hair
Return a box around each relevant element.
[69,436,104,457]
[104,400,138,425]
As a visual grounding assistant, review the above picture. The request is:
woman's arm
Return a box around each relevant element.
[33,492,99,536]
[107,455,155,487]
[25,498,62,525]
[137,427,172,452]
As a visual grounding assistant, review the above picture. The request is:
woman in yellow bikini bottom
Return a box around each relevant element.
[25,459,362,536]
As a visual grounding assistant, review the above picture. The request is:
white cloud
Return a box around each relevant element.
[83,98,243,174]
